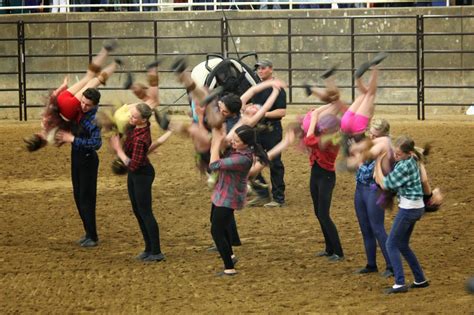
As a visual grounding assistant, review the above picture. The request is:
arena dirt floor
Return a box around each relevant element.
[0,111,473,313]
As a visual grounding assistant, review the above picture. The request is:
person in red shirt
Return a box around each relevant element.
[303,109,344,261]
[24,40,120,152]
[110,103,165,262]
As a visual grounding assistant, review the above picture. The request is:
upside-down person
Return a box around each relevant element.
[336,52,388,164]
[24,41,121,152]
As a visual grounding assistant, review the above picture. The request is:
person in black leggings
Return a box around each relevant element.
[303,110,344,261]
[208,124,269,276]
[110,103,164,262]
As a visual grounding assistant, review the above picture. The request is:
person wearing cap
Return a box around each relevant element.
[248,59,287,208]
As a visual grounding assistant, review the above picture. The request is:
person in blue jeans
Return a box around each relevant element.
[353,119,393,277]
[375,135,429,294]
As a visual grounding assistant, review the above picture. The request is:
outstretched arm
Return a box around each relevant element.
[148,130,173,154]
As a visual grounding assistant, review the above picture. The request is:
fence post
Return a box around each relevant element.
[17,20,25,121]
[350,17,355,102]
[221,17,228,58]
[88,21,93,63]
[287,17,292,104]
[416,15,425,120]
[153,20,158,60]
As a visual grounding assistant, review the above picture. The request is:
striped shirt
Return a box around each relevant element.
[72,107,101,152]
[383,157,423,201]
[209,149,253,210]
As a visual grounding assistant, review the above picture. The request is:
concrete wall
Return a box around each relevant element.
[0,6,473,118]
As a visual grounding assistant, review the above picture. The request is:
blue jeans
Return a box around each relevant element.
[386,207,426,285]
[354,183,391,270]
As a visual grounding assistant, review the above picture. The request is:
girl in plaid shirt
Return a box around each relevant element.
[209,124,269,276]
[110,103,166,262]
[375,135,429,294]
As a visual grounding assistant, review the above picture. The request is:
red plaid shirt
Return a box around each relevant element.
[123,123,151,172]
[209,149,253,210]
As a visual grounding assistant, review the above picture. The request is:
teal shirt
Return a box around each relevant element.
[383,157,423,200]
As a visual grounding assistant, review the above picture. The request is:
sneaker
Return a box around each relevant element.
[123,72,134,89]
[77,235,87,244]
[315,251,331,257]
[370,52,388,66]
[409,280,430,289]
[320,65,337,80]
[143,253,165,262]
[153,108,170,131]
[381,268,394,278]
[264,201,285,208]
[135,251,151,260]
[146,59,162,70]
[354,61,371,79]
[207,172,218,189]
[251,179,269,189]
[247,196,271,207]
[384,285,408,294]
[355,265,378,274]
[80,238,98,248]
[104,39,118,52]
[303,84,313,97]
[206,245,218,252]
[202,86,224,106]
[327,254,344,262]
[171,57,187,74]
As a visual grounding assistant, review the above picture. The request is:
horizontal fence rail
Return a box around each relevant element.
[0,14,472,120]
[0,0,451,13]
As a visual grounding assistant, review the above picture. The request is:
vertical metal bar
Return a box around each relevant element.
[221,17,228,58]
[288,18,293,104]
[350,17,355,102]
[416,15,421,120]
[154,20,158,60]
[420,16,425,120]
[88,21,93,63]
[17,21,24,121]
[416,15,425,121]
[21,21,27,121]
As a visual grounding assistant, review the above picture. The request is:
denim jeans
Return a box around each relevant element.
[354,183,392,270]
[386,207,426,285]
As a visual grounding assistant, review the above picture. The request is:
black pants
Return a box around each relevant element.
[210,205,241,246]
[71,149,99,241]
[310,162,343,257]
[128,164,162,255]
[254,122,285,204]
[211,204,235,269]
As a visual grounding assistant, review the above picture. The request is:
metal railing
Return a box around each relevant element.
[0,0,450,13]
[0,14,472,121]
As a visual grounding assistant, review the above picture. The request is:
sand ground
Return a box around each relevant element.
[0,114,473,313]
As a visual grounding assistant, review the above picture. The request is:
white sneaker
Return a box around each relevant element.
[264,201,285,208]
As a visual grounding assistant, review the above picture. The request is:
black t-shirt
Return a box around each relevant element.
[252,86,287,123]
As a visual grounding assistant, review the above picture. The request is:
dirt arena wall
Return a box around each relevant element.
[0,112,473,313]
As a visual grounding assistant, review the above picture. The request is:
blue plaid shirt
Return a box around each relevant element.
[383,157,423,200]
[72,107,102,152]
